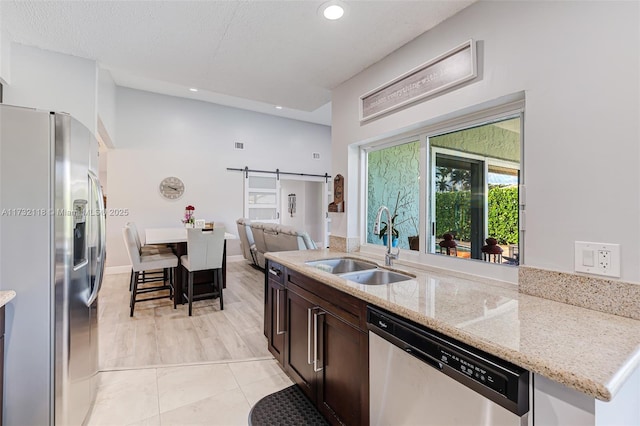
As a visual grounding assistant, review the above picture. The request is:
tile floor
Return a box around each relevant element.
[88,258,293,425]
[87,359,293,426]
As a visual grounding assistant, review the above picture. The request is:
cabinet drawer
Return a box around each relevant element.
[287,270,366,331]
[266,261,285,285]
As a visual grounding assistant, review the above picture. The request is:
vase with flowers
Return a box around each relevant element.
[182,205,195,228]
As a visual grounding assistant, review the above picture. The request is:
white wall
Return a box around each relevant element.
[106,87,331,267]
[97,68,116,145]
[281,180,307,230]
[331,1,640,282]
[97,68,117,197]
[0,0,11,85]
[280,179,324,244]
[305,181,323,244]
[0,29,10,84]
[4,43,98,133]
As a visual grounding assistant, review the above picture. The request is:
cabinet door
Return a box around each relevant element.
[285,290,317,402]
[266,279,285,364]
[316,311,368,426]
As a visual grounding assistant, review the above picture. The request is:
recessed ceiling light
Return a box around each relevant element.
[275,105,283,110]
[319,1,346,20]
[324,5,344,20]
[189,88,198,92]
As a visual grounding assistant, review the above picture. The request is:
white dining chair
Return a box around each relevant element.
[127,222,173,255]
[122,226,178,316]
[125,222,174,287]
[180,227,226,316]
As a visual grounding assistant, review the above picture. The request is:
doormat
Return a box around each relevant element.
[248,385,329,425]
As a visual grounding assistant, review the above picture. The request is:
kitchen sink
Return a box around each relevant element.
[339,269,414,285]
[305,258,378,274]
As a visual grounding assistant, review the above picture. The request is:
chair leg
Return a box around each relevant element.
[167,267,174,300]
[188,271,194,316]
[130,271,139,317]
[129,270,135,292]
[217,269,224,310]
[177,266,186,309]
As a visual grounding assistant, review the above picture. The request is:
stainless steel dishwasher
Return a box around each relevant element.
[368,306,530,425]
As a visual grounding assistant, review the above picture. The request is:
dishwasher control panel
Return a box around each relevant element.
[438,346,507,396]
[367,306,529,417]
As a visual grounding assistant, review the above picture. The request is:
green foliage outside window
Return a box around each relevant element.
[487,186,519,245]
[435,186,518,245]
[435,191,471,241]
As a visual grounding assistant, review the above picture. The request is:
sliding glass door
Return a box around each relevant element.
[432,152,485,259]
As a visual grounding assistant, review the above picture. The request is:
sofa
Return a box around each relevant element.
[236,218,256,265]
[238,220,317,269]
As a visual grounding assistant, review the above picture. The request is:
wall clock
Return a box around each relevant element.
[159,176,185,200]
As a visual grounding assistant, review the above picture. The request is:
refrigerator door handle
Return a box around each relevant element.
[87,171,106,306]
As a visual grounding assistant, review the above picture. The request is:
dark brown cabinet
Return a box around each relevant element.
[265,261,369,425]
[264,261,286,364]
[284,288,317,400]
[316,310,368,426]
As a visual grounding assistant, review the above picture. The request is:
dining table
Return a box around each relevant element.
[145,227,237,305]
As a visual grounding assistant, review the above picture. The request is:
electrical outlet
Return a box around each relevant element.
[575,242,620,278]
[598,250,610,270]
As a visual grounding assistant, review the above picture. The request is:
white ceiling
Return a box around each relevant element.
[2,1,475,125]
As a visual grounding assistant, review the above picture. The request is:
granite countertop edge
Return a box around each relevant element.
[265,250,640,402]
[0,290,16,308]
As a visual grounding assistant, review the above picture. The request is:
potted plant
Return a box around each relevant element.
[378,192,405,247]
[378,215,400,247]
[182,205,196,227]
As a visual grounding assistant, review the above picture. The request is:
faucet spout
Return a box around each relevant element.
[374,205,399,266]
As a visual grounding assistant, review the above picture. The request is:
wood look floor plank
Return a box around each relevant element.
[134,319,162,366]
[206,312,256,359]
[99,258,269,370]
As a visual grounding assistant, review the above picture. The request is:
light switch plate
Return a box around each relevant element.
[574,241,621,278]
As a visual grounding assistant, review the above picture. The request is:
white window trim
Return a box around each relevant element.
[359,97,524,284]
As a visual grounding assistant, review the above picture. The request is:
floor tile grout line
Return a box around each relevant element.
[155,366,162,426]
[98,355,275,373]
[94,258,279,424]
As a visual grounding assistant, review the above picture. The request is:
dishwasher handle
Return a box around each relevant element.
[404,346,443,371]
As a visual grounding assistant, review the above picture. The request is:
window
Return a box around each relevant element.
[429,117,520,264]
[365,140,421,250]
[363,108,522,267]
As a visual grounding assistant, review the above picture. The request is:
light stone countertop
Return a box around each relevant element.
[0,290,16,308]
[265,249,640,402]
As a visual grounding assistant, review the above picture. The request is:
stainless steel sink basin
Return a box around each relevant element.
[339,269,414,285]
[305,258,378,274]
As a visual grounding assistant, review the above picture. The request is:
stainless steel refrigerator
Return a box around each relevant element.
[0,104,106,425]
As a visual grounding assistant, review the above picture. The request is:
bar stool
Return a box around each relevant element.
[125,222,174,288]
[127,222,173,255]
[122,226,178,316]
[180,227,225,316]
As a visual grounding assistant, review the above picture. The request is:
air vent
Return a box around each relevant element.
[234,142,245,150]
[312,152,321,160]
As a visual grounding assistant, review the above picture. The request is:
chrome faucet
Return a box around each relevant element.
[373,205,400,266]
